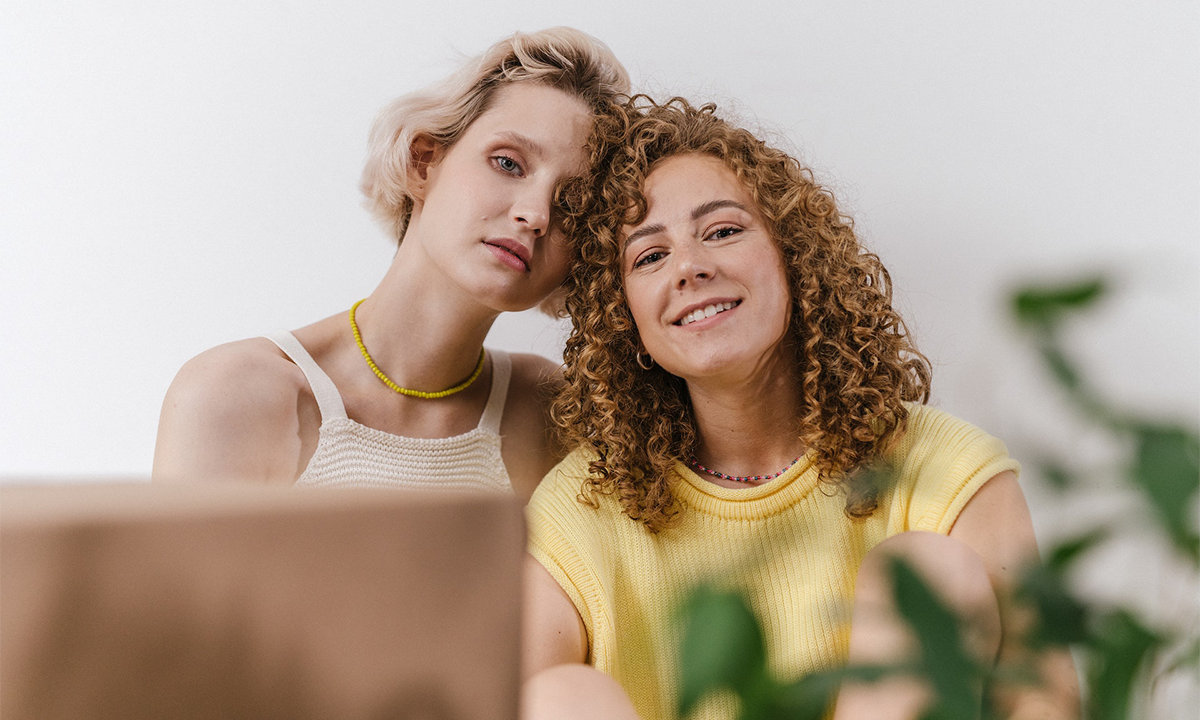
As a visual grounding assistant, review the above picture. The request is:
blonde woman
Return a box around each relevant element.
[153,29,629,500]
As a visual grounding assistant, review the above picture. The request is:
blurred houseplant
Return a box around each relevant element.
[677,278,1199,720]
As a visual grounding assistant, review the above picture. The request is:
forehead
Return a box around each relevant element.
[634,154,756,222]
[464,83,592,160]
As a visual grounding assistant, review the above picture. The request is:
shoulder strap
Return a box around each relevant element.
[477,349,511,434]
[263,331,347,421]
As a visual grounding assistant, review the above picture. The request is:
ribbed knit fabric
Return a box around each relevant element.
[527,403,1019,720]
[265,331,514,494]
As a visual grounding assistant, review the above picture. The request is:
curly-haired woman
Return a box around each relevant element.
[153,29,628,499]
[522,99,1077,719]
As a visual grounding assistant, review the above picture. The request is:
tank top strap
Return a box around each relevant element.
[477,349,511,434]
[263,331,348,421]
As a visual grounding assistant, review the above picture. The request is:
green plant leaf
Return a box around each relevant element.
[1086,610,1163,720]
[1038,344,1084,392]
[1129,423,1200,563]
[1160,636,1200,676]
[768,672,840,720]
[769,666,893,720]
[889,558,981,718]
[733,675,784,720]
[1016,529,1104,648]
[1045,529,1108,573]
[677,585,767,717]
[1036,458,1075,491]
[1017,561,1091,648]
[1012,278,1107,326]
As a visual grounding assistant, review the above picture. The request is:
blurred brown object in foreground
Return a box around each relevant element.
[0,483,524,720]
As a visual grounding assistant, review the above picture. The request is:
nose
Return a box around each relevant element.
[511,185,552,237]
[673,242,715,289]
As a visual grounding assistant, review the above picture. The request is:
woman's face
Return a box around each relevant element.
[412,82,591,312]
[622,154,792,385]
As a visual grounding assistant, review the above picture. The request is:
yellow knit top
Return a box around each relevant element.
[527,403,1019,720]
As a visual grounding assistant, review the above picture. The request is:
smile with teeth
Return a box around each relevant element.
[677,301,740,326]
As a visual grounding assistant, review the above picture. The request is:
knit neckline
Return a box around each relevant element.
[325,415,495,445]
[672,453,822,521]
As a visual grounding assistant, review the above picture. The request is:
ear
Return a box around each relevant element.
[407,134,441,202]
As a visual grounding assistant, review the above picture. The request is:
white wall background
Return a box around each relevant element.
[2,0,1198,709]
[3,0,1197,480]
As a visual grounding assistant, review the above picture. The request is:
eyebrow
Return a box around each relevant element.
[493,131,545,159]
[624,199,752,246]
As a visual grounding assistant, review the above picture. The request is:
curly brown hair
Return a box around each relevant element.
[552,96,932,532]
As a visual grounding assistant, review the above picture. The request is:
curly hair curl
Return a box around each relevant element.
[552,97,932,532]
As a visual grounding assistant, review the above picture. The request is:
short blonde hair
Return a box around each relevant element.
[360,27,631,242]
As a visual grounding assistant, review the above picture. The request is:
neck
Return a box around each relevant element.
[685,352,806,478]
[352,244,500,393]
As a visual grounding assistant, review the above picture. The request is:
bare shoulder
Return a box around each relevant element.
[153,338,313,485]
[167,338,308,418]
[950,471,1038,584]
[499,353,565,502]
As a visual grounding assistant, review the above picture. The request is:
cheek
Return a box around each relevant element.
[623,278,668,353]
[760,263,793,334]
[544,243,572,286]
[621,276,652,325]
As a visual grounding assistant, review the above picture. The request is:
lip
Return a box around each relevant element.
[483,238,531,272]
[671,298,742,326]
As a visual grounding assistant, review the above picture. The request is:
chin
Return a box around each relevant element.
[494,286,545,310]
[662,355,727,381]
[487,292,546,315]
[467,279,543,314]
[667,344,771,382]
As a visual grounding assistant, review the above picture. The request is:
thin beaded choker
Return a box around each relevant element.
[687,455,804,484]
[349,299,485,400]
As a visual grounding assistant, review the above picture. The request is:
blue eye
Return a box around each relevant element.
[493,155,524,177]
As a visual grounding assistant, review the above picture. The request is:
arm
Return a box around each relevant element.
[152,341,313,485]
[835,472,1078,720]
[835,529,1001,720]
[520,555,639,720]
[949,471,1081,720]
[501,355,566,503]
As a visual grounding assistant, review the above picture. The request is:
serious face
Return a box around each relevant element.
[412,82,592,312]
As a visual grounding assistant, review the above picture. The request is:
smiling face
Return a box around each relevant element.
[622,153,794,385]
[409,82,591,312]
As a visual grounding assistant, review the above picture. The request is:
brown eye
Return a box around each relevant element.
[634,250,666,269]
[706,226,742,241]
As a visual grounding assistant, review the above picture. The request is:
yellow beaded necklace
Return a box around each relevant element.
[348,299,486,400]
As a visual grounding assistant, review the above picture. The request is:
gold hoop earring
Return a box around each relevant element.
[636,351,655,371]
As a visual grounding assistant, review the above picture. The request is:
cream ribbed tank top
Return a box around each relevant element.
[265,331,514,494]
